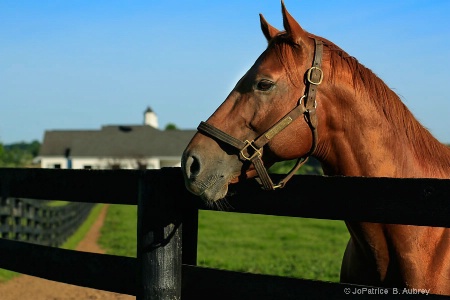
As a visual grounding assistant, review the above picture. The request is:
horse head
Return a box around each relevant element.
[182,1,330,202]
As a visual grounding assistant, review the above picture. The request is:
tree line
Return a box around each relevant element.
[0,141,40,167]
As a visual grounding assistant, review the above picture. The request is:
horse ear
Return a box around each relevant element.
[260,13,279,42]
[281,0,307,44]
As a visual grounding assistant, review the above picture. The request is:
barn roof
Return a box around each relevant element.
[39,125,196,158]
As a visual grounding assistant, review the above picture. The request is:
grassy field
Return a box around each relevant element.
[99,205,350,282]
[98,204,137,257]
[0,204,104,283]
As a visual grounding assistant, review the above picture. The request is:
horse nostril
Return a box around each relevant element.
[186,155,201,179]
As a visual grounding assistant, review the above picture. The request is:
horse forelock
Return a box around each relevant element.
[267,33,304,88]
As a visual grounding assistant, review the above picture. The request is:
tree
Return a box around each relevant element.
[0,143,5,166]
[164,123,178,130]
[0,140,40,168]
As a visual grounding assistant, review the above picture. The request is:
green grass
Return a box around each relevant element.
[197,211,349,281]
[0,266,19,283]
[46,201,70,207]
[99,205,350,282]
[98,205,137,257]
[0,204,104,283]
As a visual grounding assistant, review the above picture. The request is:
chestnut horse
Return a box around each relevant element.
[181,1,450,295]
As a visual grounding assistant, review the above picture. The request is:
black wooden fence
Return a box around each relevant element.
[0,197,93,246]
[0,167,449,299]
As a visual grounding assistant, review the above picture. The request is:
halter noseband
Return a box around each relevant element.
[197,39,323,190]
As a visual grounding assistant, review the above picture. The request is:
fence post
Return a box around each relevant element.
[137,170,182,300]
[181,204,198,266]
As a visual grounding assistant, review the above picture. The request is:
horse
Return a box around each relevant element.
[181,1,450,295]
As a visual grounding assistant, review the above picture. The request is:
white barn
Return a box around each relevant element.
[38,108,196,170]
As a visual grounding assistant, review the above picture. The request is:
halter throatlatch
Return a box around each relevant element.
[197,39,324,190]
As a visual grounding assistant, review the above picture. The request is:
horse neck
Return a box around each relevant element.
[315,76,450,179]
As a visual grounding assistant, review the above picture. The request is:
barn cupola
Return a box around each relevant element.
[144,106,158,128]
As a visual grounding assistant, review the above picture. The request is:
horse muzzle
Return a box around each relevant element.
[181,149,232,202]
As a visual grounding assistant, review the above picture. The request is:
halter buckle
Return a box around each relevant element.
[240,140,262,161]
[273,183,284,189]
[307,66,323,85]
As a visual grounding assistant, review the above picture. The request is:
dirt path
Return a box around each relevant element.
[0,205,135,300]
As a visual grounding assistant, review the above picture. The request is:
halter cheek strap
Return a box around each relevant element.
[197,39,323,190]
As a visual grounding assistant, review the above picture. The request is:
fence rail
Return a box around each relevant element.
[0,197,93,246]
[0,167,449,299]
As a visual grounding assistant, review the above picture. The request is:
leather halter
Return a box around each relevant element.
[197,39,324,190]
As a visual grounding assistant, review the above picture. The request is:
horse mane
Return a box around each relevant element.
[270,32,450,176]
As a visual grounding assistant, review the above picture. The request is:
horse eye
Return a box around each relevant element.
[256,80,274,91]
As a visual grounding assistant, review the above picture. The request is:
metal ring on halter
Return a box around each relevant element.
[239,140,262,161]
[298,95,306,106]
[299,95,317,109]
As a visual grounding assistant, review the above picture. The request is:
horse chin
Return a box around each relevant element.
[184,175,231,203]
[199,169,260,202]
[184,165,258,202]
[199,183,229,203]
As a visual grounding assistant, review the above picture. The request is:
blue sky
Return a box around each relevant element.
[1,1,449,144]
